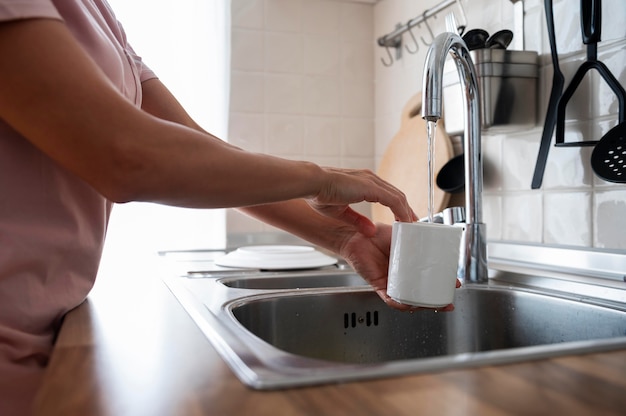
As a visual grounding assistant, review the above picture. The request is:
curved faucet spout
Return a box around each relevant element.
[422,34,479,122]
[421,32,488,283]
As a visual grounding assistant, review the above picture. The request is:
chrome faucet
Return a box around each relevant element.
[422,32,488,283]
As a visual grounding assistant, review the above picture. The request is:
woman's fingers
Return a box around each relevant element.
[312,168,417,226]
[310,204,377,237]
[376,279,462,312]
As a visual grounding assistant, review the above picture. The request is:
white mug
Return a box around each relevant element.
[387,221,463,307]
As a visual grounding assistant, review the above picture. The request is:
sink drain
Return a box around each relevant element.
[344,311,379,328]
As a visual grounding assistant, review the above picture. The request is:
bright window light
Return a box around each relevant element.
[103,0,230,255]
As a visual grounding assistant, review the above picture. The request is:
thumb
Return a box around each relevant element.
[314,204,377,237]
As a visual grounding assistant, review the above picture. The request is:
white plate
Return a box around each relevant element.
[214,245,337,270]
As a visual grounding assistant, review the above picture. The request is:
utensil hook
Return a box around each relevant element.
[380,44,394,67]
[420,12,435,46]
[453,0,468,34]
[405,23,420,54]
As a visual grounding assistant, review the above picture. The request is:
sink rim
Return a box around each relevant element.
[217,270,369,290]
[224,279,626,313]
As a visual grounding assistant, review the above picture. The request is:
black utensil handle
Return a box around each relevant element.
[531,0,565,189]
[546,0,560,69]
[581,0,601,44]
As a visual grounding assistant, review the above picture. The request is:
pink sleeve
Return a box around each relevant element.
[0,0,61,21]
[0,0,157,84]
[126,42,157,83]
[99,1,157,83]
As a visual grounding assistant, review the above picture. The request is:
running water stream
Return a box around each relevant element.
[426,120,437,223]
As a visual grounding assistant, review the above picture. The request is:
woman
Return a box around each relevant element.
[0,1,421,413]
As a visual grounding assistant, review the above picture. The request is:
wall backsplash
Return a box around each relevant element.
[228,0,626,251]
[228,0,376,234]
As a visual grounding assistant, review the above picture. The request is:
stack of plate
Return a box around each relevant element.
[214,245,337,270]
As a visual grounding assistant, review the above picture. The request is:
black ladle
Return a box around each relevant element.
[461,29,489,50]
[591,122,626,183]
[485,29,514,49]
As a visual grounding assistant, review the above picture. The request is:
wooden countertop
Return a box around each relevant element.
[34,251,626,416]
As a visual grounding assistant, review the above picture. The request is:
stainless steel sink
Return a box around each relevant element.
[163,243,626,389]
[231,287,626,364]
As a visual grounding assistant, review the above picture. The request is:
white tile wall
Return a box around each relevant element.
[228,0,375,233]
[227,0,626,251]
[594,189,626,248]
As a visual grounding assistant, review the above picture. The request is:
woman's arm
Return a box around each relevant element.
[140,78,399,237]
[0,18,414,228]
[139,71,419,308]
[138,79,422,308]
[0,18,423,307]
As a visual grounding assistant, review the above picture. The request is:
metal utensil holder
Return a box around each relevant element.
[441,49,539,136]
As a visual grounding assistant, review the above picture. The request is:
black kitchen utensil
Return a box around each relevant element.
[462,28,489,50]
[436,154,464,193]
[554,0,626,148]
[485,29,514,49]
[532,0,626,188]
[531,0,565,189]
[591,122,626,183]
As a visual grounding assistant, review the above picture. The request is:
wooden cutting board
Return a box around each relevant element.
[372,92,453,224]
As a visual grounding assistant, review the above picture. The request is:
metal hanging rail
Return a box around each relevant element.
[377,0,467,66]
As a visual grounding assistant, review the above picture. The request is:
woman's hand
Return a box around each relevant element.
[308,167,417,237]
[338,222,459,311]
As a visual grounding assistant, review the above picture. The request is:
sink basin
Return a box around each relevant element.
[231,287,626,364]
[163,243,626,389]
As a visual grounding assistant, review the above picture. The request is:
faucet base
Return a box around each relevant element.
[458,222,488,284]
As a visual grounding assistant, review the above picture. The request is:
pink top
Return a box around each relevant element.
[0,0,156,412]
